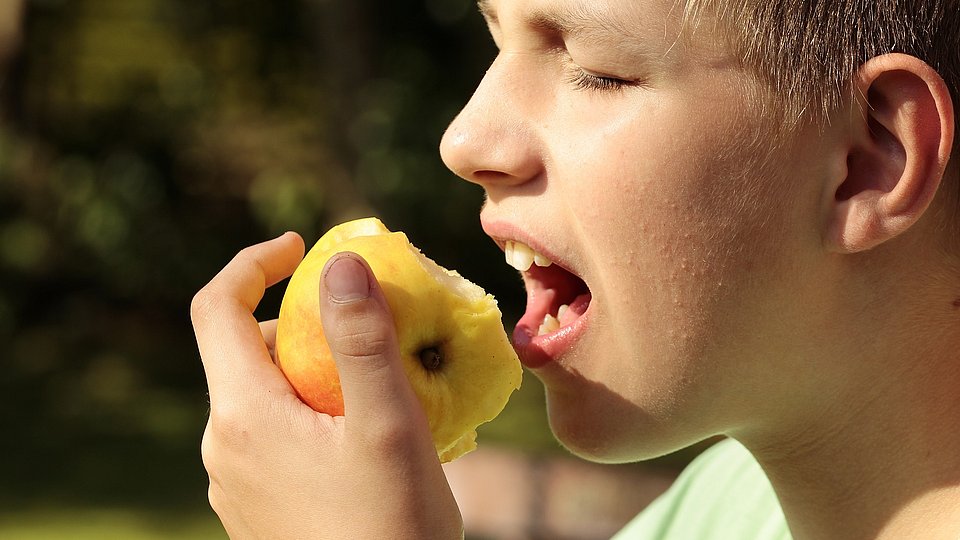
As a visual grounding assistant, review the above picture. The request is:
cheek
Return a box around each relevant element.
[566,95,794,383]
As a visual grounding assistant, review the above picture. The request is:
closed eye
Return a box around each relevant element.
[564,62,641,93]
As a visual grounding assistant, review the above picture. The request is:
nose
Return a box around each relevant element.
[440,54,544,189]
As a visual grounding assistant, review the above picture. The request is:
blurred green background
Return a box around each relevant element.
[0,0,550,536]
[0,1,695,537]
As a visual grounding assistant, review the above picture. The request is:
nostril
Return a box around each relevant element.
[473,170,515,183]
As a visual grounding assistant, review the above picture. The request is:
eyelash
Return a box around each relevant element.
[564,64,636,93]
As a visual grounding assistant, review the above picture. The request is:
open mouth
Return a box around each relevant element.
[501,239,592,367]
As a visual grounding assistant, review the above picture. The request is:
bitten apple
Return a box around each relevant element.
[276,217,522,463]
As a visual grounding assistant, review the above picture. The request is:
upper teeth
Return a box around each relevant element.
[505,241,553,272]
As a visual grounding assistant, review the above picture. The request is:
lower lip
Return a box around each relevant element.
[512,296,591,368]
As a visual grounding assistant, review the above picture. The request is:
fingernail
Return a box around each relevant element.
[325,255,370,302]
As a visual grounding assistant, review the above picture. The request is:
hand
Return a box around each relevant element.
[191,232,463,539]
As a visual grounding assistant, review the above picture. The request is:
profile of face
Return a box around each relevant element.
[440,0,840,463]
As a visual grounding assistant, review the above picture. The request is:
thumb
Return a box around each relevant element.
[318,252,420,427]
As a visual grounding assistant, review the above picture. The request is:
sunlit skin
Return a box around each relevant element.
[440,0,960,538]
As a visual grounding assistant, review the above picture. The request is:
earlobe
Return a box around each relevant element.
[825,53,955,253]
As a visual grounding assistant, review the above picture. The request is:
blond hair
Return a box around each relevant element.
[679,0,960,133]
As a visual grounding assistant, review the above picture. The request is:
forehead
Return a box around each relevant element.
[480,0,735,65]
[480,0,669,34]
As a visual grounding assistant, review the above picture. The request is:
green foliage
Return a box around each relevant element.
[0,508,225,539]
[0,0,541,514]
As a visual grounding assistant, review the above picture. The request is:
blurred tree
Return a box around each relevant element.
[0,0,552,516]
[0,0,23,68]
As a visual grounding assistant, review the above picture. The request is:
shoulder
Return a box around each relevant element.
[613,438,791,540]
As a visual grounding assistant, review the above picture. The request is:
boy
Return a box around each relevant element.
[191,0,960,538]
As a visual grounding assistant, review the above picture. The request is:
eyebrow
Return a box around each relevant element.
[477,0,497,23]
[477,0,653,56]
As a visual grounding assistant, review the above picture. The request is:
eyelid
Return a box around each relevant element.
[561,55,646,93]
[567,68,629,92]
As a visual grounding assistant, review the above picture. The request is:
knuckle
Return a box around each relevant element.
[331,327,393,361]
[207,482,224,515]
[190,288,224,324]
[328,312,395,360]
[200,426,218,475]
[234,243,260,262]
[207,402,252,448]
[233,246,267,281]
[192,244,269,325]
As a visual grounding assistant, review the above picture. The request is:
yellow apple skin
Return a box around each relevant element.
[276,218,522,462]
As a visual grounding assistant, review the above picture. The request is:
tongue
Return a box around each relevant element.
[558,292,591,327]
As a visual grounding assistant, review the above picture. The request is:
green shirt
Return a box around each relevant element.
[613,439,791,539]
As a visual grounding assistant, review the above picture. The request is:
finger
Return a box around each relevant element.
[318,252,420,427]
[192,232,305,403]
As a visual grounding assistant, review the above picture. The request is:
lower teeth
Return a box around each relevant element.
[537,303,571,336]
[537,314,560,336]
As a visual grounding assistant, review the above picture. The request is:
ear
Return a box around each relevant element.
[824,53,955,253]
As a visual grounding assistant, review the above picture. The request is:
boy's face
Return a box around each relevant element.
[441,0,835,462]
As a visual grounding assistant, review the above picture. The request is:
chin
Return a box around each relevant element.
[543,386,697,464]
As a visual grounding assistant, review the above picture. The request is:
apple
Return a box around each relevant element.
[276,217,522,462]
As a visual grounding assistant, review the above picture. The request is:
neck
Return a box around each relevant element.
[741,283,960,539]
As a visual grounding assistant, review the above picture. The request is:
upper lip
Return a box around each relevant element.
[480,217,583,279]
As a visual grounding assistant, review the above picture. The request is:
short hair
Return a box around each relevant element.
[676,1,960,256]
[678,0,960,134]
